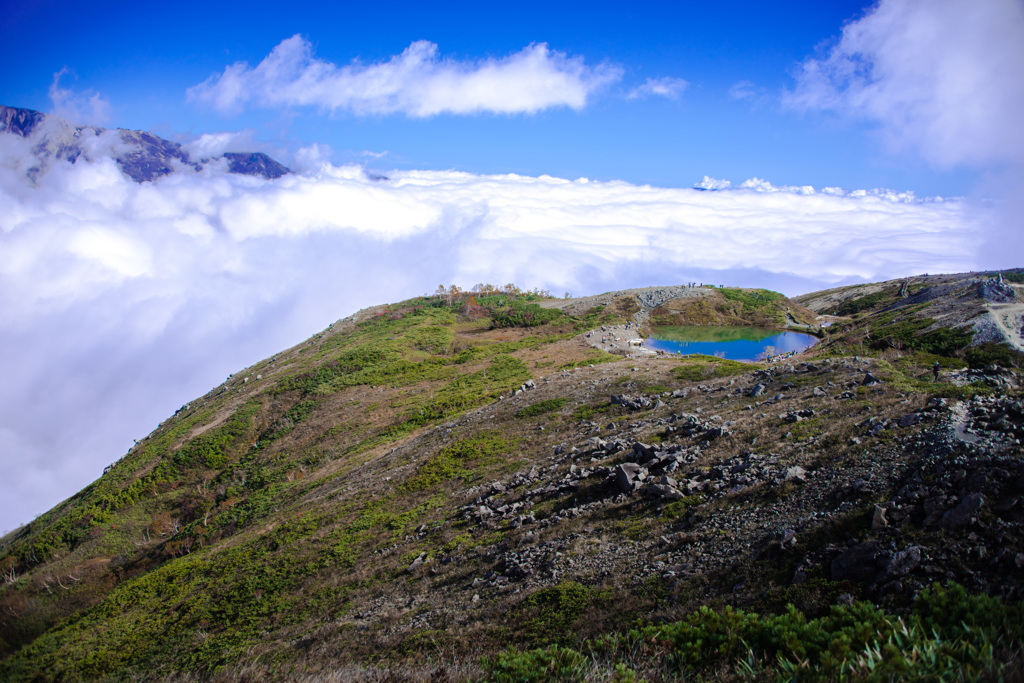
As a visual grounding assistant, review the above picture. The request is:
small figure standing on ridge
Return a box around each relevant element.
[933,361,941,382]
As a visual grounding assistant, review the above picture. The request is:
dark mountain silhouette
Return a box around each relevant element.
[0,105,290,183]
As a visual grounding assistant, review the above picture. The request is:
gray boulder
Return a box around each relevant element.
[614,463,645,493]
[897,413,921,427]
[871,505,889,530]
[783,466,808,483]
[648,483,684,500]
[407,552,428,573]
[633,442,657,461]
[885,546,922,578]
[940,493,985,529]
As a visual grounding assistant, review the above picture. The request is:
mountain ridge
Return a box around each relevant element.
[1,275,1023,680]
[0,104,290,183]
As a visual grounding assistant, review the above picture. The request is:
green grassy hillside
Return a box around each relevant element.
[648,287,817,328]
[2,280,1022,681]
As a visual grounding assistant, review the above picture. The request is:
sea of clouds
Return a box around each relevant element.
[0,141,987,532]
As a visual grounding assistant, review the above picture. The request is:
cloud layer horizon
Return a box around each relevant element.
[0,134,992,532]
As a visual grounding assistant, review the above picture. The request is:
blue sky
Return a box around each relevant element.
[1,0,981,195]
[1,0,1023,532]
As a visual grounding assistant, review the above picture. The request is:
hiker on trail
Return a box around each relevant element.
[933,361,941,381]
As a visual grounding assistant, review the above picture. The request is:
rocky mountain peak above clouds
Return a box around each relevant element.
[0,105,290,183]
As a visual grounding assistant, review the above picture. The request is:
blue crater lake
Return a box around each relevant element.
[646,326,819,362]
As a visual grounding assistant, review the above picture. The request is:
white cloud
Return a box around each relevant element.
[698,175,925,200]
[627,77,688,100]
[48,68,111,126]
[0,143,989,532]
[785,0,1024,169]
[739,177,817,196]
[729,80,770,104]
[181,130,259,159]
[289,143,335,174]
[729,81,756,100]
[187,35,623,117]
[694,176,731,190]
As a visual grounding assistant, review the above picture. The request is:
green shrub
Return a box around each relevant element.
[480,583,1023,682]
[489,300,565,328]
[559,352,617,369]
[914,582,1024,643]
[662,495,702,519]
[868,314,973,357]
[256,399,318,444]
[517,398,569,418]
[484,645,589,682]
[515,581,606,647]
[831,288,897,316]
[717,288,788,324]
[401,433,510,492]
[160,400,260,473]
[411,354,530,425]
[672,355,752,381]
[964,341,1024,369]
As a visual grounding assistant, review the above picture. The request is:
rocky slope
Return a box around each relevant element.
[0,105,290,183]
[0,278,1022,681]
[795,269,1024,352]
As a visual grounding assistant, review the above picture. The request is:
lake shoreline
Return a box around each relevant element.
[646,325,819,362]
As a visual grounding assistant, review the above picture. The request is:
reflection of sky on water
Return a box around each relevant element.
[646,329,818,362]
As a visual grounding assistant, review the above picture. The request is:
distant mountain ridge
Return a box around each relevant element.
[0,105,290,183]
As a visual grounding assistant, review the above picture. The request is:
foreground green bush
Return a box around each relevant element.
[483,583,1023,682]
[486,645,589,682]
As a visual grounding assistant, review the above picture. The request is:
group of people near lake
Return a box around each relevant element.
[586,323,655,358]
[762,350,801,363]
